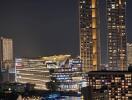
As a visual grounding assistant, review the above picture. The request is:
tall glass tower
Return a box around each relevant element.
[107,0,127,70]
[79,0,101,72]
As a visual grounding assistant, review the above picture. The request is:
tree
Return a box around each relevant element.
[46,76,60,91]
[46,81,59,92]
[49,68,54,75]
[46,68,60,91]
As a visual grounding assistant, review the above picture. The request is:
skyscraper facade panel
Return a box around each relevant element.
[79,0,101,72]
[107,0,127,70]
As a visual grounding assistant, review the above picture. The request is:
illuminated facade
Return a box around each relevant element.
[52,58,82,91]
[0,37,13,72]
[16,55,83,91]
[107,0,127,70]
[0,37,14,82]
[16,58,50,90]
[86,71,132,100]
[79,0,101,72]
[127,43,132,66]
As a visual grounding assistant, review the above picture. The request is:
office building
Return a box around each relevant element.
[127,43,132,66]
[0,37,14,82]
[86,71,132,99]
[107,0,127,70]
[79,0,101,72]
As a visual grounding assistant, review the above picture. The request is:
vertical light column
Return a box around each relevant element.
[92,0,97,71]
[79,0,101,72]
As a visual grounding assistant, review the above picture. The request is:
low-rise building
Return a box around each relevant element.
[15,55,83,91]
[16,58,50,90]
[52,58,82,91]
[85,71,132,100]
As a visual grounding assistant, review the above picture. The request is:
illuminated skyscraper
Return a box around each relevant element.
[0,37,14,82]
[0,37,13,71]
[79,0,101,72]
[107,0,127,70]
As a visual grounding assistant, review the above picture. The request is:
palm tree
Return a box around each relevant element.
[46,68,60,91]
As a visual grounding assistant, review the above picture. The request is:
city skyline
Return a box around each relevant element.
[0,0,132,64]
[0,1,132,99]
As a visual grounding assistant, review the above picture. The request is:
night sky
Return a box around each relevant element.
[0,0,132,64]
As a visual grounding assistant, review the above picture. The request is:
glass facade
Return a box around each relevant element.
[79,0,101,72]
[107,0,127,70]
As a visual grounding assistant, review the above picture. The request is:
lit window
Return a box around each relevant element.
[122,33,125,36]
[111,4,115,9]
[109,33,112,35]
[92,9,96,17]
[109,36,112,38]
[119,0,121,5]
[108,17,111,21]
[92,18,96,28]
[83,1,85,3]
[108,8,111,11]
[92,0,96,8]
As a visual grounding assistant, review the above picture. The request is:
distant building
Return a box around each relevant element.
[127,43,132,66]
[16,55,83,91]
[79,0,101,72]
[52,58,82,91]
[0,37,14,82]
[107,0,127,70]
[15,58,50,90]
[85,71,132,99]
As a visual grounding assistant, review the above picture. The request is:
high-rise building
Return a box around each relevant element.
[107,0,127,70]
[79,0,101,72]
[127,43,132,66]
[0,37,14,82]
[0,37,13,71]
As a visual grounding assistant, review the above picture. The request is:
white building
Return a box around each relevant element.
[0,37,14,82]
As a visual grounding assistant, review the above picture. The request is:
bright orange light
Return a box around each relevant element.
[92,0,96,8]
[92,9,96,17]
[92,19,96,28]
[92,29,96,39]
